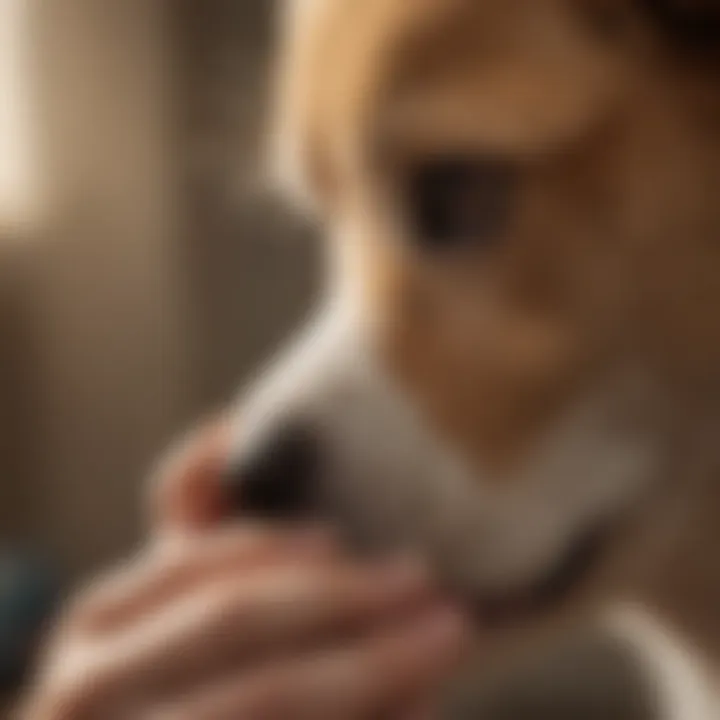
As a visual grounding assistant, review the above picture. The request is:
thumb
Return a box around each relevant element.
[148,416,232,535]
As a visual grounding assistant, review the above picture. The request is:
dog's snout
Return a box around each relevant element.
[225,423,320,520]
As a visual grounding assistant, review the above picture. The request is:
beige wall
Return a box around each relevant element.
[0,0,318,581]
[1,0,186,578]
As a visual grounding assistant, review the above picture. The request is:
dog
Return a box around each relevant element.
[225,0,720,715]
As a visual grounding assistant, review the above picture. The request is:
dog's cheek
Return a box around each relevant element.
[374,288,583,474]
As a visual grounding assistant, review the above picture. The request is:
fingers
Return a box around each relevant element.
[150,417,232,533]
[149,607,466,720]
[394,701,440,720]
[93,557,435,698]
[385,693,440,720]
[75,526,335,632]
[343,609,465,716]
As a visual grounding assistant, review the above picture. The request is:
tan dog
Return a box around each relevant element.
[228,0,720,714]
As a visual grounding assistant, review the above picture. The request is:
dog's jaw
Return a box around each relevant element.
[230,268,664,611]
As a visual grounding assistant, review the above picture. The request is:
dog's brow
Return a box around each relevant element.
[362,1,625,161]
[275,0,623,200]
[375,38,623,159]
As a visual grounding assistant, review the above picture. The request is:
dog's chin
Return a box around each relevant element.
[467,522,611,629]
[337,515,613,633]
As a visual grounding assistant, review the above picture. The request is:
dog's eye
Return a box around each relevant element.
[408,156,517,251]
[642,0,720,48]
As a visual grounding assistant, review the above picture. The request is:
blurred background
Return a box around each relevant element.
[0,0,318,579]
[0,0,321,695]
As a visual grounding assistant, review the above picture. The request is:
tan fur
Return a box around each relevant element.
[275,0,720,673]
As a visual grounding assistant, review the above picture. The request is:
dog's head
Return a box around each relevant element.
[227,0,720,637]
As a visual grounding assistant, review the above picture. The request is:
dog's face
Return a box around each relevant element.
[229,0,720,635]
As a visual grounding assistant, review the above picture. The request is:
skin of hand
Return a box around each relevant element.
[18,420,469,720]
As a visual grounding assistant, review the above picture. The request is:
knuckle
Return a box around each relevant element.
[63,586,104,630]
[29,677,97,720]
[241,678,296,719]
[307,563,355,594]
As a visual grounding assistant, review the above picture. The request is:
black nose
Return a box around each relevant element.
[224,423,319,520]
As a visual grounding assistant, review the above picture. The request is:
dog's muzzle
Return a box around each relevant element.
[224,420,321,521]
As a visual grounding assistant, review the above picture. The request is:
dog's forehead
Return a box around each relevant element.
[277,0,628,197]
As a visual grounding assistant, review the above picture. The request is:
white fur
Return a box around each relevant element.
[607,604,718,720]
[231,273,660,593]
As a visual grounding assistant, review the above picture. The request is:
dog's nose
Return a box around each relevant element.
[224,423,319,520]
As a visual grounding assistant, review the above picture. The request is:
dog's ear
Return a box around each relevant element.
[582,0,720,51]
[640,0,720,50]
[270,0,338,213]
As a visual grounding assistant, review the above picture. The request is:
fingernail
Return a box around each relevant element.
[377,555,431,593]
[399,707,438,720]
[291,526,338,553]
[418,607,467,652]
